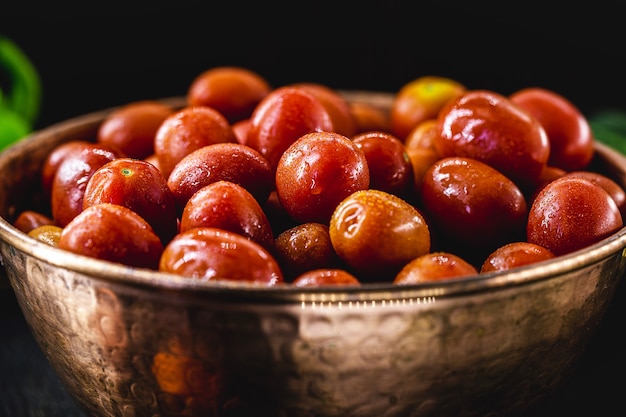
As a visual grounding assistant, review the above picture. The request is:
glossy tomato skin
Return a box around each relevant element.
[527,176,623,256]
[180,180,274,251]
[41,140,98,199]
[435,90,550,188]
[50,143,122,227]
[274,222,342,281]
[352,131,414,199]
[13,210,54,234]
[275,131,370,224]
[329,189,431,282]
[167,142,274,214]
[292,269,361,287]
[97,100,174,159]
[510,87,594,172]
[421,156,528,262]
[391,75,466,140]
[154,106,237,178]
[563,170,626,218]
[245,86,334,171]
[393,252,477,284]
[28,224,63,247]
[480,242,555,273]
[291,82,357,137]
[58,203,164,269]
[186,66,272,123]
[349,101,391,134]
[83,158,178,245]
[159,227,283,285]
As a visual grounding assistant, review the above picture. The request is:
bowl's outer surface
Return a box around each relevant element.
[1,93,626,417]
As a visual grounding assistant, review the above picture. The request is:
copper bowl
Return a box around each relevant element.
[1,92,625,417]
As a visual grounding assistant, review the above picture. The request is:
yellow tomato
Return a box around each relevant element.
[390,76,465,140]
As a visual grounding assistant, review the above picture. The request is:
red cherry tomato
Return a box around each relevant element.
[527,176,623,256]
[510,87,594,172]
[435,90,550,187]
[245,86,334,171]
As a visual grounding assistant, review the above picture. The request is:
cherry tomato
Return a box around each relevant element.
[58,203,164,269]
[394,252,477,284]
[42,140,111,199]
[275,131,370,224]
[563,170,626,218]
[435,90,550,187]
[291,82,356,137]
[510,87,594,171]
[274,222,341,281]
[97,100,174,159]
[167,142,274,214]
[329,189,431,282]
[292,269,361,287]
[391,75,466,140]
[480,242,555,273]
[27,224,63,247]
[421,156,528,260]
[245,86,334,171]
[180,180,274,251]
[83,157,178,244]
[159,227,283,285]
[13,210,53,234]
[349,101,391,134]
[352,131,414,199]
[527,176,623,256]
[186,66,272,123]
[154,106,237,178]
[50,143,121,227]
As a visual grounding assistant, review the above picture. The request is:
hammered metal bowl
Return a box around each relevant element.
[1,92,626,417]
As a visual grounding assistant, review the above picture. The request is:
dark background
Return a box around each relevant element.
[1,1,625,128]
[2,1,626,416]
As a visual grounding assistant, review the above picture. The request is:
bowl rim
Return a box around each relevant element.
[1,93,626,303]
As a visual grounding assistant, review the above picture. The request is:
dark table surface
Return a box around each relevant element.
[1,274,625,417]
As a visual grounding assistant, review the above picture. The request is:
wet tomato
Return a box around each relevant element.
[527,176,623,256]
[274,222,341,281]
[275,131,370,224]
[391,75,466,140]
[510,87,594,172]
[97,100,174,159]
[245,86,334,171]
[83,157,178,244]
[167,142,274,214]
[421,156,528,260]
[186,66,272,123]
[481,242,555,273]
[159,227,283,285]
[329,189,431,282]
[27,224,63,247]
[292,269,361,287]
[563,170,626,218]
[179,180,274,251]
[352,131,414,199]
[50,143,122,227]
[292,82,357,137]
[58,203,164,269]
[435,90,550,187]
[13,210,54,234]
[154,106,237,178]
[394,252,477,284]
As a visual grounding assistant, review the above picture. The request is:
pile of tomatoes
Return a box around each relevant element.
[13,67,625,286]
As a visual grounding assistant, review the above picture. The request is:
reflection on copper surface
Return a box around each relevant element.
[300,296,438,309]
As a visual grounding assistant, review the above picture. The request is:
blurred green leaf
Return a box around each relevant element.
[590,110,626,155]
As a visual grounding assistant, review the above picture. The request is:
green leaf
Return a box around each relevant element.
[590,110,626,155]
